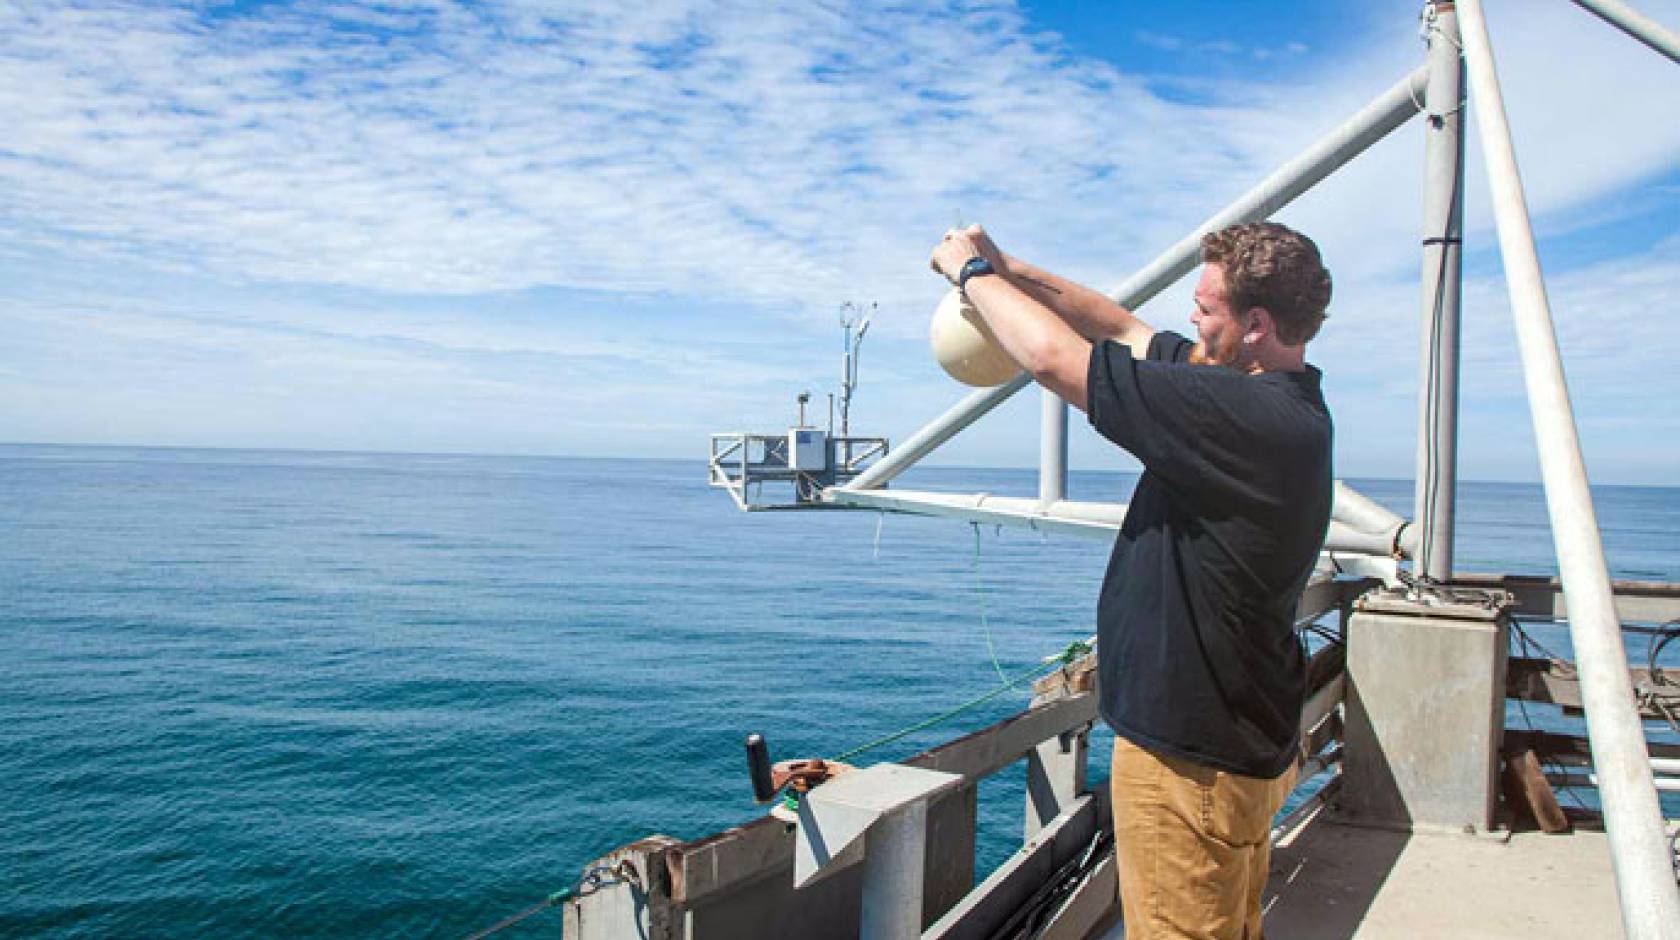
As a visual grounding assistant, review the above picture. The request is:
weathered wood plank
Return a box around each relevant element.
[1506,656,1671,719]
[675,784,976,940]
[923,794,1101,940]
[1305,641,1346,697]
[1504,728,1680,764]
[570,836,683,940]
[1305,711,1343,759]
[1454,572,1680,623]
[667,693,1095,906]
[667,815,790,906]
[1032,651,1097,699]
[905,692,1098,781]
[1296,574,1342,623]
[1300,674,1344,741]
[1502,747,1570,834]
[1036,850,1118,940]
[1025,729,1089,842]
[667,783,976,917]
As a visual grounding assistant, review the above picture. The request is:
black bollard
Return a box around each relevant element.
[745,733,775,803]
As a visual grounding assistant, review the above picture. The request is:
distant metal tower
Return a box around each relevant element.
[838,302,874,439]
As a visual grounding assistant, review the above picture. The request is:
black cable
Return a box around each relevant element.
[1646,619,1680,687]
[1417,135,1463,582]
[1509,619,1590,812]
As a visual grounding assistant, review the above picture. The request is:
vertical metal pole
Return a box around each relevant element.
[859,802,928,940]
[842,335,853,438]
[1039,390,1067,503]
[1457,2,1680,934]
[1414,1,1467,582]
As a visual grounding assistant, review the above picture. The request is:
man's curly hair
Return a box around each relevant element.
[1199,222,1331,345]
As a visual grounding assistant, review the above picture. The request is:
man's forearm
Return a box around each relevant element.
[961,275,1091,412]
[997,254,1144,344]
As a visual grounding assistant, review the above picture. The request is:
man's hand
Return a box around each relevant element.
[924,224,1095,412]
[929,227,986,285]
[934,225,1154,353]
[961,224,1004,266]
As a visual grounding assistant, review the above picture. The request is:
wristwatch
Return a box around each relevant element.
[958,256,996,291]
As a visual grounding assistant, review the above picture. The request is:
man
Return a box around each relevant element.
[929,222,1333,940]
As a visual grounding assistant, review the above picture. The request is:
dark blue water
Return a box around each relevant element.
[2,445,1675,937]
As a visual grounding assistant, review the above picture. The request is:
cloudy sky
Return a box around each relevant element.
[2,0,1677,483]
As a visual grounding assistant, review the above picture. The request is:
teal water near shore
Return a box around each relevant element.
[3,444,1676,937]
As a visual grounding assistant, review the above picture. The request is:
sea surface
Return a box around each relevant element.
[3,444,1676,937]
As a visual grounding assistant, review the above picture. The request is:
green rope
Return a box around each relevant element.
[971,523,1009,685]
[832,639,1092,765]
[461,888,573,940]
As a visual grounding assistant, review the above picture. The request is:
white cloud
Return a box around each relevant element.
[0,1,1414,316]
[0,0,1676,480]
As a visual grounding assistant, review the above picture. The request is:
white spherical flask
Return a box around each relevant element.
[929,288,1020,387]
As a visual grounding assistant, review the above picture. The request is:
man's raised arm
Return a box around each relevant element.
[962,225,1155,355]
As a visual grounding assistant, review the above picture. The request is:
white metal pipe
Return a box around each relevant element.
[843,67,1428,493]
[1300,675,1345,738]
[1102,66,1429,316]
[826,486,1410,556]
[1332,480,1405,532]
[1330,480,1413,561]
[859,801,927,940]
[1414,1,1467,582]
[1040,389,1068,503]
[1570,0,1680,64]
[1457,1,1680,933]
[826,487,1124,539]
[1326,524,1409,558]
[844,375,1031,492]
[1588,773,1680,794]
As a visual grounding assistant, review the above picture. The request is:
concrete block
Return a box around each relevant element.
[1340,595,1510,832]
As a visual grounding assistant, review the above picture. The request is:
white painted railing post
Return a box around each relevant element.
[1039,389,1067,505]
[793,763,965,940]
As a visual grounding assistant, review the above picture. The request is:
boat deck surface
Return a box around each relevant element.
[1260,815,1624,938]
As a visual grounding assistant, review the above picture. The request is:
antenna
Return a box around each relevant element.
[706,303,888,510]
[838,302,874,438]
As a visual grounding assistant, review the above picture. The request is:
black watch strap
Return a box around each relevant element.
[958,256,996,291]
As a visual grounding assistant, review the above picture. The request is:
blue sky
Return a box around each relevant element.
[1,0,1677,483]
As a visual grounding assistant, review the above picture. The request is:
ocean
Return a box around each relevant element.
[3,444,1676,937]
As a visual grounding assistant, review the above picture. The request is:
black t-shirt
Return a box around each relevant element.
[1086,331,1332,778]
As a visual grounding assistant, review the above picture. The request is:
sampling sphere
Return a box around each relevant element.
[929,288,1020,387]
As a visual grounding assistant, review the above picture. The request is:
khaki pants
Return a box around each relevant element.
[1111,737,1297,940]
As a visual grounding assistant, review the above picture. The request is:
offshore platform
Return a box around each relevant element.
[708,302,890,510]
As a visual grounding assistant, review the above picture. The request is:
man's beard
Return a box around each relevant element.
[1192,332,1246,370]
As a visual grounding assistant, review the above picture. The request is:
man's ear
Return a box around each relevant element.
[1243,307,1273,345]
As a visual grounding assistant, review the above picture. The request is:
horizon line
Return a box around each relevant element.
[3,439,1674,489]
